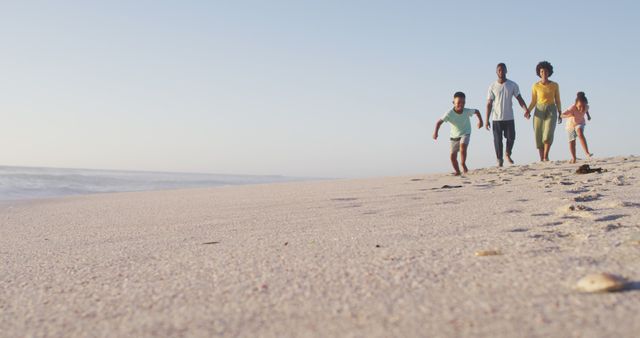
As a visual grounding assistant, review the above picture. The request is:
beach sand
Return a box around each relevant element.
[1,156,639,337]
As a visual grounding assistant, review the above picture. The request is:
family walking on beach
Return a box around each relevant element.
[433,61,594,176]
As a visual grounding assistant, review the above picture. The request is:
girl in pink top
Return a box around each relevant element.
[561,92,593,163]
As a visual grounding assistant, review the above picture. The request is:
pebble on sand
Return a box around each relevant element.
[576,273,627,293]
[474,250,501,257]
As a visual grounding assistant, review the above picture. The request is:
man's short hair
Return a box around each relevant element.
[497,63,507,70]
[453,91,466,99]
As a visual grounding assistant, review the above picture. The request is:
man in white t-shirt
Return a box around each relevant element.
[485,63,530,167]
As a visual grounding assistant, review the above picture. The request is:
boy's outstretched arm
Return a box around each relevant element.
[433,119,444,140]
[587,110,592,121]
[485,100,493,130]
[474,110,483,129]
[516,95,531,119]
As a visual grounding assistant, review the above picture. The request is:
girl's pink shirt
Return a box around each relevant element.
[561,104,589,130]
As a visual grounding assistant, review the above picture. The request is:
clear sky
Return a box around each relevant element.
[1,0,638,178]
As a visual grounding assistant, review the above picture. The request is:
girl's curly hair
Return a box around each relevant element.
[536,61,554,77]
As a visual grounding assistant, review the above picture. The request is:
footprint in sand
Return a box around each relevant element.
[606,201,640,209]
[542,221,564,227]
[529,230,571,241]
[566,187,591,195]
[504,209,523,214]
[435,199,462,205]
[331,197,359,202]
[574,193,602,202]
[595,214,628,222]
[604,223,625,232]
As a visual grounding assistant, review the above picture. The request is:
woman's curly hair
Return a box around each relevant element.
[536,61,554,77]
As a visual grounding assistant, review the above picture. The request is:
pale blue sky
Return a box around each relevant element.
[1,1,638,178]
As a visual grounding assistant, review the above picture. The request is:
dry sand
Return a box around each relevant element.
[1,156,639,337]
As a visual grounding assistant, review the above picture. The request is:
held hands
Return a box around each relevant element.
[433,132,438,140]
[477,121,483,129]
[524,109,531,120]
[485,121,491,130]
[557,117,562,124]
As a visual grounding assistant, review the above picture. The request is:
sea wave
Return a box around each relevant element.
[0,166,301,201]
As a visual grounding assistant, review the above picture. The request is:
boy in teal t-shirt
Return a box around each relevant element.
[433,91,484,175]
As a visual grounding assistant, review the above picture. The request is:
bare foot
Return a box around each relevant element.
[587,153,593,159]
[569,158,577,164]
[497,159,504,167]
[462,164,469,174]
[506,155,514,164]
[453,171,462,176]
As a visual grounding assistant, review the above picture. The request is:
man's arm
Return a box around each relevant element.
[474,110,483,129]
[485,100,493,130]
[516,94,530,119]
[433,119,444,140]
[555,84,562,124]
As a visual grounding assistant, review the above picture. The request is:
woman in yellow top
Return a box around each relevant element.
[528,61,562,161]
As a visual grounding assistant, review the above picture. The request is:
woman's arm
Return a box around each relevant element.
[555,83,562,123]
[527,84,537,112]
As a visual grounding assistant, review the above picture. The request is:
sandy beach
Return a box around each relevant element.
[1,156,639,338]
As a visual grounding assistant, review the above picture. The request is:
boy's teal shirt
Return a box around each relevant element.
[441,108,475,138]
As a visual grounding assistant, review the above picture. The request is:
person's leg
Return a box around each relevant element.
[533,111,545,161]
[542,108,557,161]
[460,143,469,174]
[450,140,461,175]
[505,120,516,164]
[568,130,577,163]
[493,120,504,166]
[569,141,577,163]
[450,152,461,175]
[576,126,592,158]
[543,144,551,161]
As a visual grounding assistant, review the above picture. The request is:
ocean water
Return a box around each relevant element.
[0,166,304,201]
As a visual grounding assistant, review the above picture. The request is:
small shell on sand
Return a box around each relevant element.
[612,176,627,186]
[626,238,640,246]
[474,250,501,257]
[576,273,627,293]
